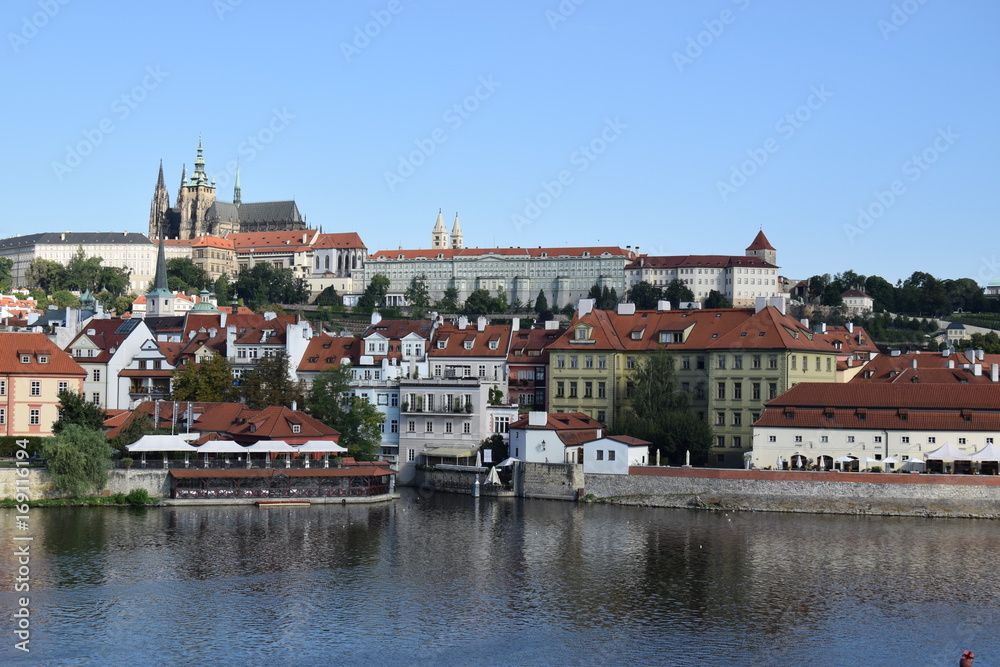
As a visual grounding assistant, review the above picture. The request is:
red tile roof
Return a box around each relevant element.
[228,406,339,441]
[764,382,1000,410]
[369,246,634,260]
[510,411,604,431]
[0,332,86,376]
[851,351,1000,384]
[626,254,777,270]
[298,335,361,372]
[230,230,318,252]
[746,230,775,251]
[313,232,366,250]
[430,323,511,358]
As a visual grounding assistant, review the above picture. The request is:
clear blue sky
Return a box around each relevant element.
[2,0,997,286]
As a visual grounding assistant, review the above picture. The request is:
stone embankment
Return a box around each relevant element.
[0,468,170,500]
[584,467,1000,519]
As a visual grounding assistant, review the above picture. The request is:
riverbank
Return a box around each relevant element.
[583,467,1000,519]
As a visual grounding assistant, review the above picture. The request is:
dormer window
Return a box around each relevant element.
[291,424,301,434]
[463,340,474,350]
[437,341,447,349]
[488,340,499,350]
[19,354,30,364]
[575,327,589,341]
[38,355,48,364]
[631,331,642,341]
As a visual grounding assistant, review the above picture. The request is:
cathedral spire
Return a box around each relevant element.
[179,163,187,194]
[450,212,464,249]
[149,160,170,240]
[190,136,210,187]
[233,161,242,205]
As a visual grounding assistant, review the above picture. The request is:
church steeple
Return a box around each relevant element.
[178,163,187,196]
[149,160,170,240]
[431,209,448,250]
[190,136,211,187]
[144,227,175,318]
[233,161,242,206]
[450,212,464,249]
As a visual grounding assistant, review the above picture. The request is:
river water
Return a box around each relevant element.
[1,489,997,666]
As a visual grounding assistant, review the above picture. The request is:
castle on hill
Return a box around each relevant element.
[149,139,306,240]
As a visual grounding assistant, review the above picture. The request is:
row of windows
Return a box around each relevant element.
[789,355,832,372]
[555,381,607,399]
[716,381,779,401]
[772,435,989,446]
[406,421,472,434]
[716,410,762,427]
[556,355,608,369]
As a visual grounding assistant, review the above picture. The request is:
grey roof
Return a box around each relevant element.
[206,201,240,223]
[34,308,96,327]
[236,200,301,223]
[0,232,154,250]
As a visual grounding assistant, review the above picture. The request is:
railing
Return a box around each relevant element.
[124,458,342,470]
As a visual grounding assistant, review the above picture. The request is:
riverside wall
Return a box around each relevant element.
[0,468,170,500]
[584,467,1000,519]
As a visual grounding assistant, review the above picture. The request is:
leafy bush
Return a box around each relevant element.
[126,489,151,506]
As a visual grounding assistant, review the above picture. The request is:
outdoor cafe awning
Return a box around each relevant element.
[925,442,972,461]
[297,440,348,453]
[245,440,296,453]
[127,435,199,453]
[196,441,248,454]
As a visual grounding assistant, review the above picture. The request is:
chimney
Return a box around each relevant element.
[755,297,767,314]
[977,349,985,361]
[847,357,854,367]
[291,400,297,411]
[528,411,547,427]
[477,316,487,332]
[890,349,901,357]
[617,303,636,316]
[974,363,983,377]
[942,348,949,357]
[370,310,382,327]
[965,348,977,365]
[947,360,955,369]
[800,318,809,329]
[578,298,595,318]
[911,358,917,369]
[992,363,999,383]
[768,296,787,315]
[657,300,671,312]
[458,316,468,330]
[846,322,854,333]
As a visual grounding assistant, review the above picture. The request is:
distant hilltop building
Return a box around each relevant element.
[149,139,306,240]
[625,230,781,307]
[364,211,636,309]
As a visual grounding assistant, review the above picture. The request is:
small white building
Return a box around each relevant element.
[508,411,603,464]
[583,435,649,474]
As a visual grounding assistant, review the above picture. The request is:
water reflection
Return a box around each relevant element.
[0,494,998,665]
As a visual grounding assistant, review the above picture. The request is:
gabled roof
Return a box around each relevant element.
[850,350,1000,384]
[362,319,433,341]
[509,411,604,431]
[66,318,147,363]
[507,328,562,365]
[228,406,338,440]
[369,246,634,261]
[0,333,86,376]
[625,254,777,270]
[841,289,871,298]
[298,335,361,372]
[429,323,511,358]
[313,232,366,250]
[706,307,833,352]
[230,230,317,252]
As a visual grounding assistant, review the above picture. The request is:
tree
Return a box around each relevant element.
[24,257,65,292]
[664,279,694,306]
[114,294,136,315]
[436,287,461,313]
[464,288,495,315]
[171,354,237,403]
[313,285,343,308]
[355,274,390,313]
[63,247,104,292]
[704,290,732,309]
[403,274,430,318]
[626,281,664,310]
[214,274,231,304]
[239,353,304,410]
[613,350,713,465]
[821,284,844,307]
[51,290,78,309]
[561,303,576,317]
[534,289,549,315]
[98,265,132,296]
[306,366,384,460]
[52,390,107,434]
[480,433,508,463]
[493,288,508,314]
[41,424,114,497]
[108,412,171,454]
[233,263,310,310]
[864,275,895,312]
[0,257,12,292]
[587,283,618,309]
[166,257,207,293]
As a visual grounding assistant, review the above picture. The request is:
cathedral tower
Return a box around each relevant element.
[175,138,217,239]
[148,161,170,240]
[450,212,464,249]
[746,230,777,266]
[431,209,448,250]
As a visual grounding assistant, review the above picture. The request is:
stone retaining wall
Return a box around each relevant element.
[0,468,170,500]
[584,468,1000,518]
[520,462,584,501]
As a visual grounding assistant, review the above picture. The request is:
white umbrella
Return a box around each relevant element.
[819,457,826,470]
[297,440,347,453]
[485,466,501,485]
[856,456,880,471]
[497,457,521,467]
[775,455,783,470]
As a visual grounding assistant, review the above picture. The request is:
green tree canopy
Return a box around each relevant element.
[436,286,461,313]
[41,424,114,497]
[664,279,695,306]
[166,257,208,293]
[171,354,237,403]
[233,263,310,311]
[214,274,232,303]
[534,289,549,315]
[355,274,390,313]
[0,257,13,292]
[239,352,304,410]
[704,290,732,309]
[306,366,384,460]
[404,274,430,318]
[626,281,664,310]
[313,285,343,308]
[613,349,713,465]
[464,288,495,315]
[51,290,78,309]
[24,257,65,292]
[52,390,107,434]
